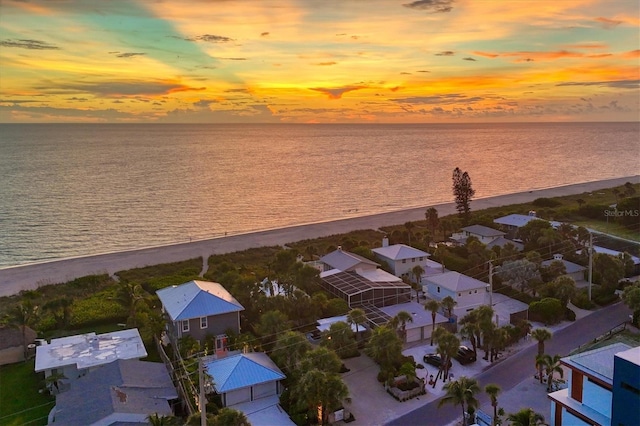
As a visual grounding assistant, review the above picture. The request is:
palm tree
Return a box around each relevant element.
[425,207,439,239]
[272,331,311,372]
[441,296,457,318]
[147,413,179,426]
[404,221,415,244]
[411,265,425,298]
[296,369,349,425]
[114,281,146,326]
[424,299,440,345]
[212,407,251,426]
[531,328,552,356]
[459,321,480,356]
[393,310,413,342]
[365,325,403,371]
[346,308,367,340]
[439,331,460,383]
[507,408,546,426]
[438,376,480,425]
[535,354,547,384]
[543,354,564,391]
[484,383,501,426]
[10,300,39,360]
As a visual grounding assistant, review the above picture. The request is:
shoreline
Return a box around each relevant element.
[1,174,638,298]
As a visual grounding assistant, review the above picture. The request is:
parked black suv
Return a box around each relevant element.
[423,353,452,369]
[455,345,477,364]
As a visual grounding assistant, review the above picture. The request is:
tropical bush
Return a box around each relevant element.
[68,292,126,328]
[529,298,564,325]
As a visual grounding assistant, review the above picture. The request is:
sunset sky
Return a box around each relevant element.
[1,0,638,123]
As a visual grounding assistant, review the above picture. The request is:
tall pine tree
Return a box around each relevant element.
[452,167,475,224]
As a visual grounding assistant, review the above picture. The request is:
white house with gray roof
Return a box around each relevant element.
[156,280,244,353]
[425,272,488,317]
[451,225,505,244]
[50,359,177,425]
[372,241,431,282]
[35,328,147,390]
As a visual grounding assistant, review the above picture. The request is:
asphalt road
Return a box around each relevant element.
[387,302,633,426]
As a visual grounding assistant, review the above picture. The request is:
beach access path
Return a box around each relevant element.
[1,175,638,298]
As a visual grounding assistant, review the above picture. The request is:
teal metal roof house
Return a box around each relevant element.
[205,352,286,407]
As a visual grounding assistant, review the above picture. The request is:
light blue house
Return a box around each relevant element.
[156,280,244,352]
[204,352,286,407]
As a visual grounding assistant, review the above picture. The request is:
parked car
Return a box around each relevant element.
[455,345,477,364]
[423,353,452,369]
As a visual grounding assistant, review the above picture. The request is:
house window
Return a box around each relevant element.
[412,258,416,262]
[458,293,462,297]
[182,320,190,332]
[469,291,472,295]
[402,259,406,264]
[200,317,208,329]
[419,257,424,261]
[474,290,478,294]
[437,286,440,293]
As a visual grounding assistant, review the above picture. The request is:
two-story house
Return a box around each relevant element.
[156,280,244,353]
[424,271,488,317]
[372,239,431,283]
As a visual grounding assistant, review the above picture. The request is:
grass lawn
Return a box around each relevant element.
[573,220,640,242]
[0,360,54,426]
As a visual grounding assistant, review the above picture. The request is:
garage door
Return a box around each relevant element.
[225,387,251,406]
[406,327,422,343]
[253,381,276,400]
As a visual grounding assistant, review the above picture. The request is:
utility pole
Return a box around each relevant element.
[588,232,593,301]
[488,260,493,308]
[199,358,206,426]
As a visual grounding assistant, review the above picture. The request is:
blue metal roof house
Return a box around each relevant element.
[205,352,286,407]
[156,280,244,352]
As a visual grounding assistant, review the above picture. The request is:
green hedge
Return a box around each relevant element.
[69,291,127,328]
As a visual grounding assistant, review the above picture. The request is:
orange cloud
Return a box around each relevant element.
[473,51,499,58]
[622,50,640,58]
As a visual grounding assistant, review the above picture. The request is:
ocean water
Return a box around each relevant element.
[0,122,638,267]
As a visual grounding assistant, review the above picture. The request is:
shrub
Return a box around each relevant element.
[533,198,561,208]
[529,298,564,325]
[68,292,127,328]
[592,288,620,306]
[564,307,576,321]
[571,289,596,310]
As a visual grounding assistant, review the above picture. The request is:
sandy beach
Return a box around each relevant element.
[1,175,637,298]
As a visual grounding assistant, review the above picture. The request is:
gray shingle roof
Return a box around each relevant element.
[53,359,177,425]
[372,244,430,260]
[426,271,488,292]
[461,225,505,238]
[156,280,244,321]
[319,249,379,271]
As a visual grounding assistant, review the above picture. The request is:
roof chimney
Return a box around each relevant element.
[382,236,389,247]
[528,210,537,217]
[553,253,563,260]
[337,245,342,251]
